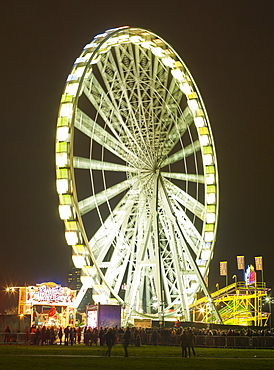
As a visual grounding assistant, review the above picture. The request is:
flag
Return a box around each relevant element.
[237,256,245,270]
[220,261,227,276]
[255,256,263,271]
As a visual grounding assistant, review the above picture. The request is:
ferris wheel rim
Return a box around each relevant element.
[55,26,219,321]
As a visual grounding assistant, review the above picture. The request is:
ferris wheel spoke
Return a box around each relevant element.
[97,53,139,137]
[135,48,175,159]
[158,212,186,301]
[88,193,136,261]
[115,44,167,164]
[82,79,145,154]
[112,44,167,163]
[83,75,124,134]
[160,140,201,168]
[126,254,150,315]
[161,107,194,159]
[112,247,132,293]
[161,172,204,184]
[159,184,202,257]
[103,242,129,286]
[158,249,174,308]
[172,206,203,255]
[78,178,132,216]
[104,206,151,295]
[156,78,184,152]
[75,108,141,166]
[149,53,168,140]
[122,240,151,314]
[162,178,205,220]
[163,75,182,105]
[159,182,203,280]
[98,58,136,126]
[73,156,138,173]
[124,197,158,313]
[98,47,154,164]
[88,176,153,263]
[173,219,222,323]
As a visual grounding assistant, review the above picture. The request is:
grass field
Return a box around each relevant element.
[0,344,274,369]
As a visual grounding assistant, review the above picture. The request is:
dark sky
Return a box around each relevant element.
[1,0,274,311]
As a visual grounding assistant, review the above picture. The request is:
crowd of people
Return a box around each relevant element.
[26,324,139,356]
[27,325,142,352]
[3,324,274,351]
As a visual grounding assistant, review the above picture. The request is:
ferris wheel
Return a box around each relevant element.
[55,26,221,324]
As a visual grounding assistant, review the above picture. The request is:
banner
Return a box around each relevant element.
[237,255,245,270]
[18,287,26,315]
[255,256,263,271]
[220,261,227,276]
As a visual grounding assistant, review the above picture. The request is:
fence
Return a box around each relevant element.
[115,332,274,349]
[0,332,29,344]
[1,331,274,349]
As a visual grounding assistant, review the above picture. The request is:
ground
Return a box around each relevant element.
[0,344,274,369]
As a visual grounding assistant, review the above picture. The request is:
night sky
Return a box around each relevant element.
[1,1,274,312]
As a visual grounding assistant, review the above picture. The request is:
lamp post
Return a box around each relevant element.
[6,286,21,293]
[6,285,30,321]
[232,275,237,285]
[5,286,20,313]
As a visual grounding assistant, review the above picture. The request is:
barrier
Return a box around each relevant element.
[0,332,29,344]
[1,331,274,349]
[116,332,274,349]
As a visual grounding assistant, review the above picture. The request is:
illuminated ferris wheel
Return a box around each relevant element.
[55,26,221,323]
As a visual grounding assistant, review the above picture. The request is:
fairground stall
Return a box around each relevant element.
[17,282,76,327]
[86,304,121,328]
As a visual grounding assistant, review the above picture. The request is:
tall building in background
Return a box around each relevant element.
[68,264,92,313]
[68,266,81,291]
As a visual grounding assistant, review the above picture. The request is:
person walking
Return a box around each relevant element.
[64,326,70,346]
[34,328,41,345]
[152,329,158,346]
[58,327,63,345]
[41,326,46,345]
[187,329,196,357]
[179,329,188,357]
[99,327,105,346]
[77,326,82,344]
[69,327,75,346]
[4,326,11,343]
[123,327,131,357]
[105,328,116,357]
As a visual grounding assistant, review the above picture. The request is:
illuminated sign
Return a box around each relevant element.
[25,282,76,306]
[245,265,256,285]
[237,256,245,270]
[86,305,98,328]
[18,287,26,315]
[220,261,227,276]
[255,256,263,271]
